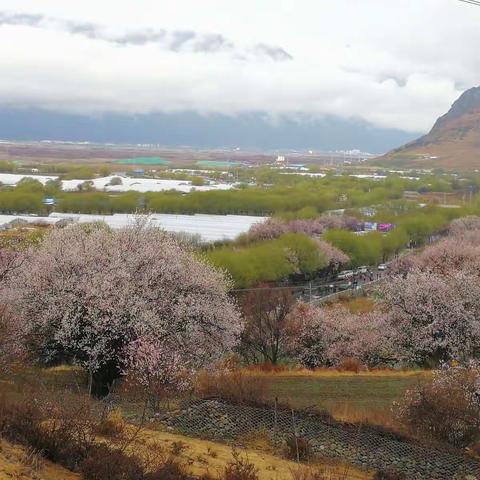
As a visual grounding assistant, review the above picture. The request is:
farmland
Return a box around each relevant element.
[251,370,426,425]
[1,155,480,478]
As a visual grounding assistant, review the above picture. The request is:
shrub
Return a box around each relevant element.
[145,456,192,480]
[283,436,312,462]
[0,386,196,480]
[224,448,259,480]
[246,362,287,373]
[290,466,352,480]
[170,441,187,456]
[0,388,96,470]
[81,444,144,480]
[95,409,125,437]
[337,357,362,373]
[108,177,123,186]
[195,369,269,406]
[395,366,480,448]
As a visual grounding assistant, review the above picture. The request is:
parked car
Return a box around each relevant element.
[356,266,368,274]
[337,270,354,280]
[378,263,387,271]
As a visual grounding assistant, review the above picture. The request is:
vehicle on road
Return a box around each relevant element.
[356,266,368,274]
[378,263,388,271]
[337,270,354,280]
[337,282,353,291]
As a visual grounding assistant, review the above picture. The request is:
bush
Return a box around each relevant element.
[337,357,362,373]
[195,369,269,406]
[283,436,312,461]
[246,362,288,373]
[82,444,144,480]
[395,366,480,448]
[224,448,259,480]
[0,388,95,470]
[108,177,123,186]
[145,456,192,480]
[290,466,352,480]
[95,409,125,437]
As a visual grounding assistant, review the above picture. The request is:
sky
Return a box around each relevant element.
[0,0,480,148]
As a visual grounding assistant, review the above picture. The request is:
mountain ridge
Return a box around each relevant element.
[381,86,480,170]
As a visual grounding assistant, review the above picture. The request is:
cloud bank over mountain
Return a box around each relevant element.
[0,0,479,148]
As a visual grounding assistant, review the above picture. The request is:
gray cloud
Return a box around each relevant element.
[0,11,43,27]
[193,34,233,53]
[64,20,102,39]
[253,44,293,62]
[0,10,292,60]
[113,29,166,46]
[169,30,196,51]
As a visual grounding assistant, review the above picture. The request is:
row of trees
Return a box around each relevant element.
[206,233,348,287]
[235,216,480,369]
[0,174,410,217]
[2,214,480,399]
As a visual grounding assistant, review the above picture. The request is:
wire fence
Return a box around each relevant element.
[159,398,480,479]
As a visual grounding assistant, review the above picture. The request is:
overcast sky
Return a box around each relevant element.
[1,0,480,134]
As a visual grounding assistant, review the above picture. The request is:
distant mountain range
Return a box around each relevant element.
[0,108,417,154]
[381,87,480,170]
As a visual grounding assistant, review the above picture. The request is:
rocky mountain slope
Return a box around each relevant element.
[381,86,480,170]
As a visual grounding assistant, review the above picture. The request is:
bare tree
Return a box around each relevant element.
[240,287,296,365]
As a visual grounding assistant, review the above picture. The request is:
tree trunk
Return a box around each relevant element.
[91,361,121,397]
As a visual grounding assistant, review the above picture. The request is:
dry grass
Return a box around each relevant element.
[130,428,373,480]
[0,438,80,480]
[241,370,429,427]
[326,404,397,429]
[333,297,375,314]
[243,368,428,379]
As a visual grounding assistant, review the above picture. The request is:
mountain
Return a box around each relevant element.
[0,107,417,153]
[381,87,480,170]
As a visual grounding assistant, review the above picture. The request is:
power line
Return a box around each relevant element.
[458,0,480,6]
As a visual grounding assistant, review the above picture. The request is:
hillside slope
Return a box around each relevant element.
[380,86,480,170]
[0,438,79,480]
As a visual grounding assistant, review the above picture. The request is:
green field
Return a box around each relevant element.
[261,373,425,424]
[115,157,170,165]
[196,160,242,167]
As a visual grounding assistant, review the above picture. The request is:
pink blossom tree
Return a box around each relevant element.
[123,336,192,410]
[0,304,26,373]
[247,218,287,241]
[8,221,242,395]
[315,240,350,269]
[448,215,480,236]
[0,249,26,372]
[380,270,480,366]
[247,215,360,242]
[390,236,480,277]
[396,364,480,447]
[290,303,392,368]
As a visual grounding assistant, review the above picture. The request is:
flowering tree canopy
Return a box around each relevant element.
[290,303,392,368]
[448,215,480,236]
[384,223,480,366]
[0,248,27,372]
[247,215,361,242]
[396,364,480,447]
[8,221,242,395]
[381,269,480,366]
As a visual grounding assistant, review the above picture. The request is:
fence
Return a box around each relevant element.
[308,277,385,305]
[160,398,480,480]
